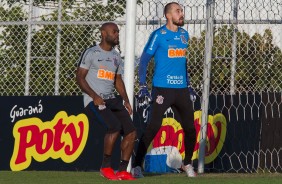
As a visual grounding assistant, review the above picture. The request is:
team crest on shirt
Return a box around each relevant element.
[156,95,164,104]
[160,29,167,34]
[180,35,187,44]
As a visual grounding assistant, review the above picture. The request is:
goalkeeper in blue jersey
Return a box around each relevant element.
[131,2,197,178]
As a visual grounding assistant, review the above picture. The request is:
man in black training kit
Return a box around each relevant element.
[131,2,197,178]
[76,22,136,180]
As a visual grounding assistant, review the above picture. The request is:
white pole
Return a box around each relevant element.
[54,0,62,95]
[230,0,239,95]
[124,0,137,172]
[198,0,215,174]
[24,0,33,95]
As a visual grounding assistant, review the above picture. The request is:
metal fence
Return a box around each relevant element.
[0,0,281,173]
[0,0,281,96]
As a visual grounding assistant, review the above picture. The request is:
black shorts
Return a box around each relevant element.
[85,97,136,136]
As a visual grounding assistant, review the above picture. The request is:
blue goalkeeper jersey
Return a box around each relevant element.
[143,25,189,88]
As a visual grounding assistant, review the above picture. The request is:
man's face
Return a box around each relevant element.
[105,24,120,46]
[169,4,184,26]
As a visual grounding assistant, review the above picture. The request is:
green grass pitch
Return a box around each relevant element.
[0,171,281,184]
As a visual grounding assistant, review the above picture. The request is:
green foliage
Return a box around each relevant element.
[0,5,27,95]
[1,2,281,95]
[0,0,127,95]
[187,25,282,94]
[3,0,76,7]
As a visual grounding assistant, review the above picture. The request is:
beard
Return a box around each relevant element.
[173,17,184,26]
[106,37,119,47]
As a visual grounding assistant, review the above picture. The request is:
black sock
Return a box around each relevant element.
[118,160,129,172]
[101,154,111,168]
[183,160,192,166]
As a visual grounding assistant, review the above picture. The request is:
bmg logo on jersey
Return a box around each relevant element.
[167,75,184,85]
[97,69,115,81]
[168,48,186,58]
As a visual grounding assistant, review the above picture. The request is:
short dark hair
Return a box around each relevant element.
[163,2,179,18]
[100,22,116,31]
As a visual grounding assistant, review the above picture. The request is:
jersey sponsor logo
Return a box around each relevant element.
[167,79,184,85]
[97,69,115,81]
[174,36,180,40]
[149,34,158,51]
[168,48,186,58]
[167,75,184,85]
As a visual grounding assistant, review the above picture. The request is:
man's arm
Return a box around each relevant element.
[139,31,158,85]
[114,74,132,115]
[76,67,104,105]
[138,52,153,85]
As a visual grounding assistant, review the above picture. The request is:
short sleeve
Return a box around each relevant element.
[77,49,93,70]
[116,55,123,75]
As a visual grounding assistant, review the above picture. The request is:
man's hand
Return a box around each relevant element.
[92,95,104,105]
[124,101,133,115]
[188,86,196,102]
[137,84,152,107]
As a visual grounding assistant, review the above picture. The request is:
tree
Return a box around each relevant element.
[187,25,282,94]
[0,0,127,95]
[0,5,27,95]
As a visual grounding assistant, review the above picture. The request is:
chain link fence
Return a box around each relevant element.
[0,0,281,173]
[0,0,281,96]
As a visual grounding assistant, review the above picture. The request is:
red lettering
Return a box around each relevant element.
[193,118,200,151]
[205,121,222,155]
[53,119,66,151]
[174,129,185,154]
[36,129,53,154]
[11,111,89,171]
[194,118,222,154]
[152,125,185,155]
[64,121,84,155]
[15,125,39,164]
[149,111,227,165]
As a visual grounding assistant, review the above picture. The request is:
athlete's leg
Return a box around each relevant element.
[85,101,122,168]
[107,97,137,171]
[113,100,137,170]
[134,87,173,167]
[120,130,136,161]
[102,131,120,167]
[174,88,196,165]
